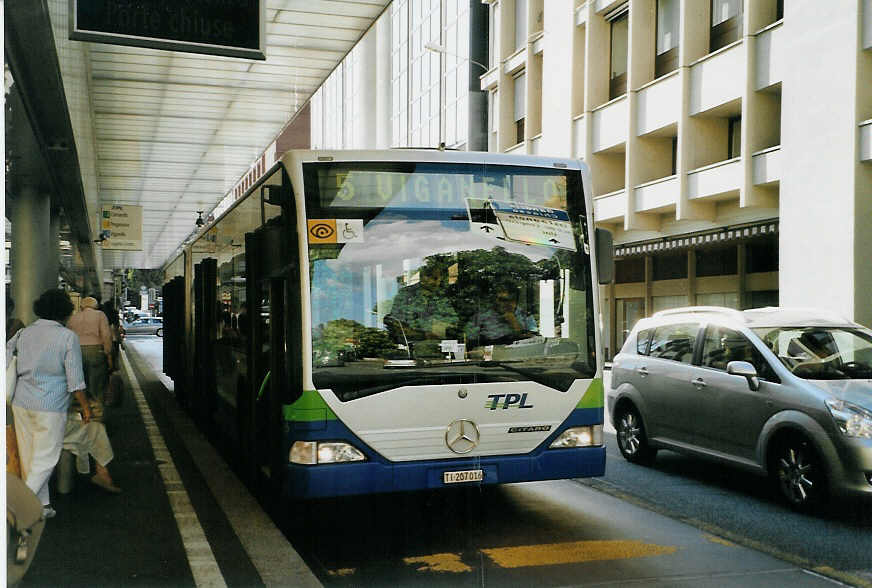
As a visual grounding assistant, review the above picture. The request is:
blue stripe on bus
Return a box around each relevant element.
[282,407,605,499]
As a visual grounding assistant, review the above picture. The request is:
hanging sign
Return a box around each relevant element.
[489,201,577,251]
[100,204,143,251]
[70,0,266,60]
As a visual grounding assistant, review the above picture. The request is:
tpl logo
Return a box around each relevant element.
[485,393,534,410]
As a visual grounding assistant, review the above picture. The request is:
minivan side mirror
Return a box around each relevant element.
[727,360,760,391]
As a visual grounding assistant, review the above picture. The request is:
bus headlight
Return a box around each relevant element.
[826,399,872,439]
[290,441,366,464]
[549,425,603,448]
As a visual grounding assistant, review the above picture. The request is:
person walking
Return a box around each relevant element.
[67,297,113,403]
[7,289,91,518]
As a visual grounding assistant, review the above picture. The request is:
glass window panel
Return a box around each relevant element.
[515,0,528,50]
[657,0,679,54]
[610,13,629,79]
[712,0,740,25]
[514,73,526,121]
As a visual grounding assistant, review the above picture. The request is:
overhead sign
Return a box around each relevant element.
[70,0,266,60]
[489,200,577,251]
[100,204,143,251]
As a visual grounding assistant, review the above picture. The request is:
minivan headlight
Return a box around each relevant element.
[825,399,872,439]
[290,441,366,464]
[549,425,603,448]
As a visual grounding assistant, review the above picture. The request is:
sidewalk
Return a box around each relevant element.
[18,344,317,587]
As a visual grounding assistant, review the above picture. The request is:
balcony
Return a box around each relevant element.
[591,96,627,153]
[575,3,587,27]
[573,114,586,159]
[755,21,784,91]
[594,189,626,223]
[634,176,678,213]
[530,134,543,155]
[480,66,499,91]
[503,47,527,76]
[505,142,526,155]
[689,42,744,115]
[687,158,741,200]
[636,71,680,136]
[752,146,781,185]
[861,120,872,162]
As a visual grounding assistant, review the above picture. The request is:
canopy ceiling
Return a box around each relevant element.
[90,0,389,269]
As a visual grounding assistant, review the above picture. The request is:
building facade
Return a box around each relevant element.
[307,0,872,356]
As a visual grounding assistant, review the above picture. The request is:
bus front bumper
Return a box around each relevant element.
[283,445,606,499]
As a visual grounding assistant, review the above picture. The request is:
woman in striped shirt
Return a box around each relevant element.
[7,289,92,518]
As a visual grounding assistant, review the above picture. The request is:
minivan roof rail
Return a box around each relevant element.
[652,306,745,320]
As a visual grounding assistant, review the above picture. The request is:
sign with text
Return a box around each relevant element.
[100,204,143,250]
[70,0,265,60]
[490,201,577,251]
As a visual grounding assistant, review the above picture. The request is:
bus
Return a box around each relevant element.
[161,149,613,502]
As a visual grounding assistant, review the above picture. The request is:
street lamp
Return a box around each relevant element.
[424,42,489,73]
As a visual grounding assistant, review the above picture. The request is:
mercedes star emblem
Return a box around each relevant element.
[445,419,480,454]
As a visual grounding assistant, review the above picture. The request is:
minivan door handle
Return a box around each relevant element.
[636,366,649,377]
[691,377,707,388]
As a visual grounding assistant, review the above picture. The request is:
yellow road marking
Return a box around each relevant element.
[704,534,737,547]
[482,540,678,568]
[327,568,356,577]
[404,553,472,573]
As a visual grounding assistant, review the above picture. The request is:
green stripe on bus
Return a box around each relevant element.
[284,390,338,422]
[576,378,604,409]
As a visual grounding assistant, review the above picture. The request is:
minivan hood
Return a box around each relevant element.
[809,379,872,409]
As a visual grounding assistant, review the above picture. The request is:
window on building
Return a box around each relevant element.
[615,257,645,283]
[697,291,740,309]
[696,244,737,277]
[728,116,741,159]
[671,137,678,175]
[655,0,679,77]
[515,0,528,51]
[749,290,778,308]
[514,72,526,145]
[746,234,778,273]
[710,0,742,52]
[489,3,498,67]
[609,7,629,99]
[653,252,687,280]
[617,298,645,355]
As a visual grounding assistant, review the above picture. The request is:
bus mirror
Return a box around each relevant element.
[262,184,288,205]
[595,228,614,285]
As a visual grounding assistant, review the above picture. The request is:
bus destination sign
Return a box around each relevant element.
[70,0,265,60]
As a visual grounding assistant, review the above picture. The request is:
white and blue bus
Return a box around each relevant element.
[162,149,613,501]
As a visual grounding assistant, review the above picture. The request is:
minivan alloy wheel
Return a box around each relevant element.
[616,407,656,465]
[773,437,826,509]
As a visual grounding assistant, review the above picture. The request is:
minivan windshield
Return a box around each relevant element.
[752,326,872,380]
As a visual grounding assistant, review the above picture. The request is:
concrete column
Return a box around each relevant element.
[354,26,378,149]
[375,12,393,149]
[541,0,575,156]
[11,186,52,325]
[779,3,869,325]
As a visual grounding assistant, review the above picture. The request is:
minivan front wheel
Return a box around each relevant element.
[771,435,828,510]
[616,406,657,466]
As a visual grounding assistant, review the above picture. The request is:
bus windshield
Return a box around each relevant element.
[303,161,597,401]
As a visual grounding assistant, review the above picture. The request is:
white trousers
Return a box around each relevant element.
[12,406,68,506]
[63,418,114,474]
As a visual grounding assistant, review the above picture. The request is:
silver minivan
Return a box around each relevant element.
[609,306,872,510]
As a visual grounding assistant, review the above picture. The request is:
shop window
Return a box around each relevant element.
[655,0,679,78]
[653,252,687,280]
[749,290,778,308]
[609,7,629,99]
[697,291,739,309]
[746,235,778,273]
[710,0,743,52]
[696,244,737,277]
[615,257,645,283]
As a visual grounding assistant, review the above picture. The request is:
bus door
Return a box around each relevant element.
[244,223,292,498]
[193,258,218,430]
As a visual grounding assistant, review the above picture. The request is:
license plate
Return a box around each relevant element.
[443,469,483,484]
